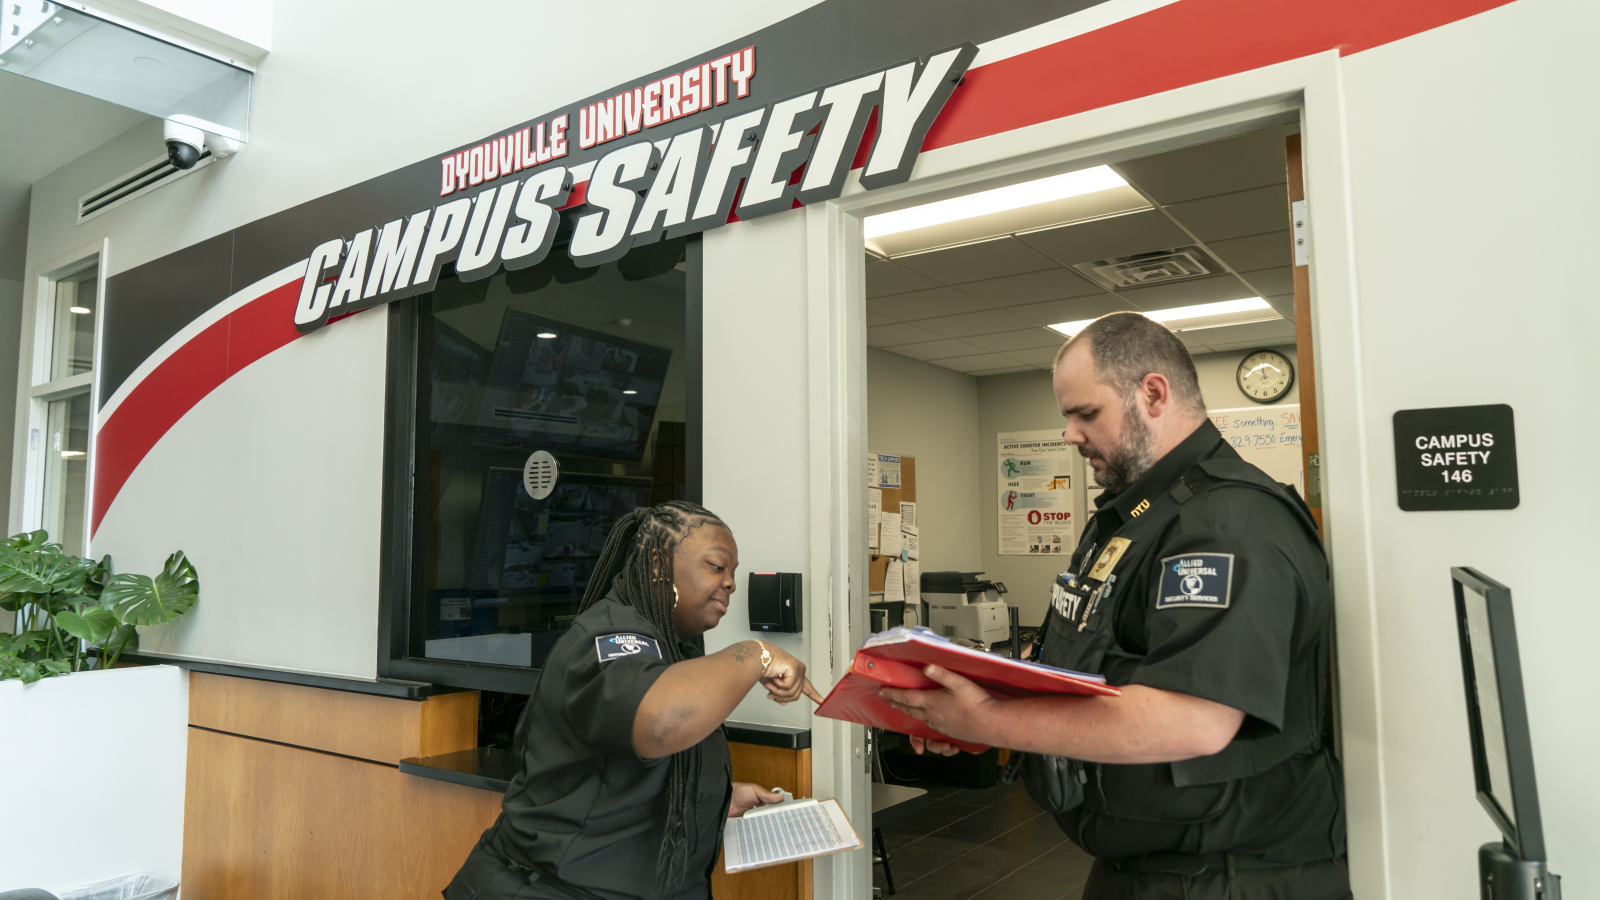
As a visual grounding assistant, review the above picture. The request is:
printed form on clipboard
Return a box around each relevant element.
[723,796,861,873]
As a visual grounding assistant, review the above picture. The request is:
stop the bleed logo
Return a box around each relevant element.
[292,42,977,333]
[1027,510,1072,525]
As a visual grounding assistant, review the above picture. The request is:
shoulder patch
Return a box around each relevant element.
[595,633,663,662]
[1156,553,1234,610]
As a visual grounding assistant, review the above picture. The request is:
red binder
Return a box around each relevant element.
[814,629,1120,753]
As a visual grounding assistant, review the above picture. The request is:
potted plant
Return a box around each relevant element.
[0,530,199,682]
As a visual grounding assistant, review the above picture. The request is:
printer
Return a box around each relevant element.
[920,571,1011,650]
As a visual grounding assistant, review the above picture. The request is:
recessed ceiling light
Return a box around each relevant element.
[1047,298,1275,337]
[536,332,557,338]
[623,390,637,395]
[69,306,91,315]
[865,166,1130,239]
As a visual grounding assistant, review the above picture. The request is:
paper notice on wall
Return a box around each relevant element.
[1207,405,1304,497]
[883,559,905,601]
[899,502,916,527]
[904,558,921,605]
[879,512,902,557]
[867,488,882,550]
[998,429,1076,556]
[867,453,879,488]
[901,524,919,560]
[873,454,902,489]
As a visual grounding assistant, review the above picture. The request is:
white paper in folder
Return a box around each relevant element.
[724,797,861,872]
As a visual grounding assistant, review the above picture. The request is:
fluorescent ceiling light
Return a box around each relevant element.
[1047,297,1274,337]
[69,306,91,315]
[536,332,557,339]
[866,166,1129,239]
[623,390,637,395]
[60,450,86,459]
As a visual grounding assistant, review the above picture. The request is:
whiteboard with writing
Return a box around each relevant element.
[1207,405,1304,497]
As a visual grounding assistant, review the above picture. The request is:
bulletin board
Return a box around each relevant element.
[1207,405,1305,496]
[869,456,915,593]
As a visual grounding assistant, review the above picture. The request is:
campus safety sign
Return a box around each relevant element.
[291,42,977,333]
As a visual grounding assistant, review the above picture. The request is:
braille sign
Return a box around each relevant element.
[1392,404,1518,511]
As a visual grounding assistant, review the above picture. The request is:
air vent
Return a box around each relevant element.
[1073,246,1221,291]
[523,450,560,500]
[77,151,214,224]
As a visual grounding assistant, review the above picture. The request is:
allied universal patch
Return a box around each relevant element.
[1156,553,1235,610]
[595,633,663,662]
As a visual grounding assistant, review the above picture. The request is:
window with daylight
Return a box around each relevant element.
[379,238,700,692]
[24,261,100,557]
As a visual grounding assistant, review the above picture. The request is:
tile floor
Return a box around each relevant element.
[872,780,1094,900]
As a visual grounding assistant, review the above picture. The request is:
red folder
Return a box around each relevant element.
[814,630,1120,754]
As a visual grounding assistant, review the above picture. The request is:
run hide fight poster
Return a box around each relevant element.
[998,430,1075,556]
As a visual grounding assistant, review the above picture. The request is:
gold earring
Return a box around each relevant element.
[672,585,680,610]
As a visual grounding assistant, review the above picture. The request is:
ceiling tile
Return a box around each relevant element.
[890,339,988,361]
[1206,231,1291,273]
[868,286,990,321]
[930,353,1019,373]
[1003,346,1061,366]
[915,308,1039,338]
[892,237,1058,285]
[1116,274,1259,313]
[958,267,1106,307]
[1163,184,1290,244]
[964,328,1064,352]
[1113,125,1295,205]
[866,258,941,297]
[1238,266,1294,298]
[1180,318,1297,351]
[1008,294,1131,326]
[1015,209,1190,267]
[865,310,897,328]
[1263,292,1295,320]
[868,322,945,347]
[973,366,1040,376]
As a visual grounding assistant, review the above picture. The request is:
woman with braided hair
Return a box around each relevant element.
[446,500,823,900]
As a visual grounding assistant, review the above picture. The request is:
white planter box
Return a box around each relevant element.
[0,665,188,892]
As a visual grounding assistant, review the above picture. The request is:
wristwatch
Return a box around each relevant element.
[753,640,773,675]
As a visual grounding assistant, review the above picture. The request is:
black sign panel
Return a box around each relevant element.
[1392,404,1518,511]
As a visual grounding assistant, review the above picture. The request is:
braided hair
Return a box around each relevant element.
[578,499,730,895]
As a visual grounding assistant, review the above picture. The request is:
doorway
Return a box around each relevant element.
[859,123,1316,900]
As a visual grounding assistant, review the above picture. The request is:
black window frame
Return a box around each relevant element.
[376,237,704,694]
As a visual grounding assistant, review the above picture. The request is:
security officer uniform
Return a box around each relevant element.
[1033,420,1347,899]
[446,592,732,900]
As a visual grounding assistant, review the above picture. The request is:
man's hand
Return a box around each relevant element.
[879,664,1000,745]
[908,736,960,757]
[728,782,785,817]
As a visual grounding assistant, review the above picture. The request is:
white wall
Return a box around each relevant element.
[866,347,982,576]
[0,277,19,531]
[0,665,187,892]
[1336,0,1600,892]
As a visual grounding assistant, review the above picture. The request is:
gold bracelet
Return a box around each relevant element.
[753,640,773,675]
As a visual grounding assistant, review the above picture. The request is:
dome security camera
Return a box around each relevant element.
[163,119,206,170]
[162,116,244,170]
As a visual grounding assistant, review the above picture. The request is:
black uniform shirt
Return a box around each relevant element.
[481,596,733,900]
[1048,421,1343,863]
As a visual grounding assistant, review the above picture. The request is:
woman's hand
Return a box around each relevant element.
[728,782,785,817]
[759,644,825,705]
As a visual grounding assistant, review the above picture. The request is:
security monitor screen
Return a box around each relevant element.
[476,308,671,462]
[1462,585,1517,826]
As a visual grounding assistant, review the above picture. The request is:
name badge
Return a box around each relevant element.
[1087,537,1133,581]
[595,633,663,662]
[1156,553,1235,610]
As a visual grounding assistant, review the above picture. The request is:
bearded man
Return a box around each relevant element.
[882,313,1349,900]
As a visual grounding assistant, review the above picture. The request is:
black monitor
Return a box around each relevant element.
[1450,567,1546,861]
[475,307,672,462]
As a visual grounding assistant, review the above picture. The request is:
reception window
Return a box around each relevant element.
[380,240,698,691]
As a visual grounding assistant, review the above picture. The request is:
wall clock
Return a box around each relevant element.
[1236,348,1295,404]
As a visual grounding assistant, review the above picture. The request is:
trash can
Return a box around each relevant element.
[53,876,179,900]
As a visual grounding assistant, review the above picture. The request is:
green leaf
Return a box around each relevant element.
[13,661,42,683]
[39,659,71,675]
[57,606,118,643]
[103,551,199,626]
[0,546,89,595]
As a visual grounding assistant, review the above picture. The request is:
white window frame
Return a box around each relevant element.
[10,239,108,551]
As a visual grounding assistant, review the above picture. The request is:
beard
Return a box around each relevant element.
[1081,401,1156,494]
